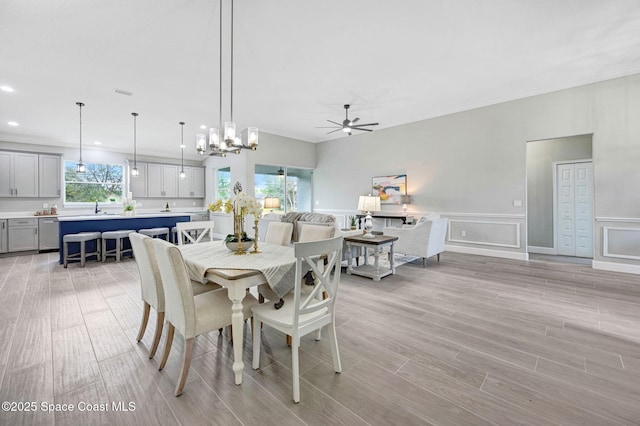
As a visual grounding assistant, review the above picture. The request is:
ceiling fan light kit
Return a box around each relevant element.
[317,104,379,136]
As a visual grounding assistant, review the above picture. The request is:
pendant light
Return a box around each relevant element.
[179,122,186,179]
[198,0,257,157]
[75,102,86,174]
[131,112,139,177]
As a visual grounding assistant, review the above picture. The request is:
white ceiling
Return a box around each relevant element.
[2,0,640,161]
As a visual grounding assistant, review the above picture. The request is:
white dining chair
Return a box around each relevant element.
[151,238,257,396]
[176,220,215,245]
[258,222,331,304]
[252,235,344,403]
[129,233,221,360]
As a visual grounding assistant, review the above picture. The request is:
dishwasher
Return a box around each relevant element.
[38,216,59,251]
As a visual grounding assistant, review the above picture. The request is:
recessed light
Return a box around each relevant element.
[200,125,207,129]
[94,141,101,145]
[1,86,14,93]
[7,121,18,126]
[113,88,133,96]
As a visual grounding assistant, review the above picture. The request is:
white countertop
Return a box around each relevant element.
[0,209,206,220]
[58,212,193,221]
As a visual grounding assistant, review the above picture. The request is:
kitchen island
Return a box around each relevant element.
[58,212,191,264]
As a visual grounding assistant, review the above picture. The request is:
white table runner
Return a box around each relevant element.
[179,241,296,297]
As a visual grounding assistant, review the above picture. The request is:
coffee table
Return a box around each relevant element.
[344,234,399,281]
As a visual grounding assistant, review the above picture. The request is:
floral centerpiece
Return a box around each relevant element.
[208,182,262,254]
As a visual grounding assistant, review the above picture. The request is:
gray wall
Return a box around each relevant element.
[526,135,592,249]
[314,72,640,269]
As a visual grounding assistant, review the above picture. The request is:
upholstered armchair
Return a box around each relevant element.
[383,214,448,267]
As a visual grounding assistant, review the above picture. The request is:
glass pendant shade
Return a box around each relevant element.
[131,166,139,177]
[224,121,236,146]
[247,127,258,150]
[180,170,186,179]
[76,162,86,173]
[209,128,220,149]
[196,133,207,155]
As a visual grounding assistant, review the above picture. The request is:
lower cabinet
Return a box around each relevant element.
[0,220,7,253]
[8,218,38,252]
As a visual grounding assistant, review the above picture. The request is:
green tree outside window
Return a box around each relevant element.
[64,161,124,203]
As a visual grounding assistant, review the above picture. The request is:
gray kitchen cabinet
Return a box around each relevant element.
[39,154,62,197]
[0,151,39,197]
[0,220,7,253]
[8,218,38,251]
[148,163,178,198]
[178,166,205,198]
[129,162,148,198]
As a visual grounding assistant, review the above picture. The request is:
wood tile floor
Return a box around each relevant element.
[1,251,640,425]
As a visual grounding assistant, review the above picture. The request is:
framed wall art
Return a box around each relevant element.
[372,174,407,204]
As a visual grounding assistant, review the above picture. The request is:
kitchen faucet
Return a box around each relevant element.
[95,200,101,214]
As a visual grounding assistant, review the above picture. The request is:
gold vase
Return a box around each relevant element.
[234,213,246,255]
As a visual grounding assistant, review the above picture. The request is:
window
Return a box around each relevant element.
[64,161,124,203]
[254,165,312,213]
[216,167,231,200]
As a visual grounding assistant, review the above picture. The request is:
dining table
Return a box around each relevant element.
[178,240,296,385]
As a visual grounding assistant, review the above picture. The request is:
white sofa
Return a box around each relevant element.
[382,213,448,267]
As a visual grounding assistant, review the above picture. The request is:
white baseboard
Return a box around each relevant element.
[592,260,640,275]
[527,246,557,255]
[445,244,528,261]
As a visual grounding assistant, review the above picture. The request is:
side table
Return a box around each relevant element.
[344,234,398,281]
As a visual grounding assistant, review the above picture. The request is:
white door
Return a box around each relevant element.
[574,163,594,258]
[556,162,593,258]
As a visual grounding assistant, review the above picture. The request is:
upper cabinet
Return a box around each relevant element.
[38,154,62,198]
[147,163,178,198]
[0,151,39,197]
[129,161,205,199]
[178,166,205,198]
[129,162,148,198]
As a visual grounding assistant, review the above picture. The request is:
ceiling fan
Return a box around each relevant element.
[317,104,379,135]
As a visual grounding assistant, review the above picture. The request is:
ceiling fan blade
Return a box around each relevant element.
[351,122,379,127]
[327,120,342,126]
[350,117,360,125]
[326,128,343,134]
[352,127,373,132]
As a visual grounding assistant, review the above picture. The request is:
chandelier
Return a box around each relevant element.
[197,0,258,157]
